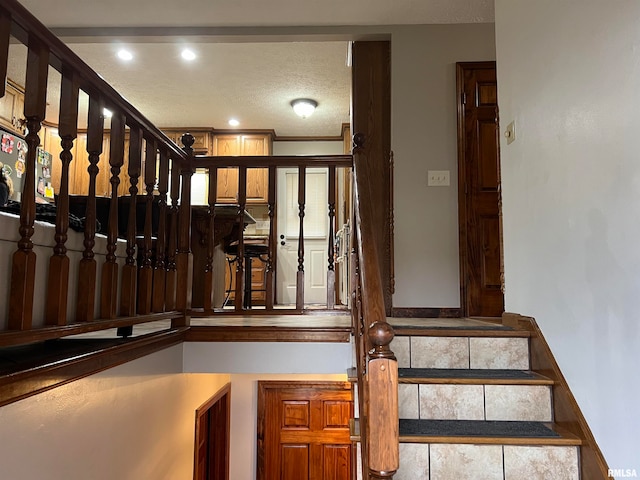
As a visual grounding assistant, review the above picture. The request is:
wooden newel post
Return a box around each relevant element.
[173,133,194,327]
[367,321,398,480]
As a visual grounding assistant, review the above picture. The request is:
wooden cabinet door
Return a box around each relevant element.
[213,133,271,203]
[213,135,240,203]
[258,381,353,480]
[0,84,21,133]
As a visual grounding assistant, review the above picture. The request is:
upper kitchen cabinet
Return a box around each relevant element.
[213,133,272,204]
[161,128,211,155]
[0,80,26,135]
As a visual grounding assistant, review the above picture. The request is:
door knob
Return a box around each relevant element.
[281,240,286,246]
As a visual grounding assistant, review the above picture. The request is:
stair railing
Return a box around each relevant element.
[186,152,352,313]
[0,0,192,348]
[351,132,399,479]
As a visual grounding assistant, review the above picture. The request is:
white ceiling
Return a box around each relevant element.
[11,0,494,137]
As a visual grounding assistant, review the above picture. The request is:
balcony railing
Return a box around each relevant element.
[0,2,399,478]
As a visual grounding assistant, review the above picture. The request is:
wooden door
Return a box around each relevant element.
[258,381,353,480]
[194,384,231,480]
[457,62,504,317]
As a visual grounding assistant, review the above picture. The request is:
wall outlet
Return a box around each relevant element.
[428,170,450,187]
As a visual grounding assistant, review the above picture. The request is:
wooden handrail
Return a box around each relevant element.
[351,132,399,479]
[0,1,188,346]
[0,0,187,163]
[191,154,352,169]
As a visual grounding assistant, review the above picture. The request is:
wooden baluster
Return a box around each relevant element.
[0,8,10,98]
[45,68,78,326]
[203,166,217,312]
[120,126,142,316]
[8,38,48,330]
[296,165,306,310]
[367,323,399,480]
[234,166,247,311]
[327,165,336,308]
[76,95,104,322]
[137,135,156,314]
[389,151,395,296]
[174,133,194,326]
[165,155,180,311]
[100,111,125,319]
[265,165,276,310]
[152,147,170,312]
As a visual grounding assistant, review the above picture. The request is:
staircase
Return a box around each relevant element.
[388,318,581,479]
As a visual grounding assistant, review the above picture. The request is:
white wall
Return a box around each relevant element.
[183,341,352,374]
[0,345,230,480]
[391,24,496,307]
[495,0,640,471]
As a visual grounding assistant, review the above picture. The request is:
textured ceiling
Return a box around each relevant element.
[10,0,494,137]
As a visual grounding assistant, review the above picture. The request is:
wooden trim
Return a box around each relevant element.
[527,316,610,479]
[274,134,344,142]
[0,328,186,408]
[0,311,183,348]
[189,308,350,317]
[193,383,231,480]
[390,326,530,338]
[185,326,351,343]
[191,154,352,169]
[391,307,462,318]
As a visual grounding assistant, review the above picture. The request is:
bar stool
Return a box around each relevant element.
[224,243,269,309]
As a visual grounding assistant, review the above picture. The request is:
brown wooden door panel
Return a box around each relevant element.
[258,381,353,480]
[323,445,351,480]
[457,62,505,317]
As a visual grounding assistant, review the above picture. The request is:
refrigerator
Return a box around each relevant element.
[0,127,54,203]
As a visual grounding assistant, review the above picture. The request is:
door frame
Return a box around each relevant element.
[193,383,231,480]
[456,61,505,317]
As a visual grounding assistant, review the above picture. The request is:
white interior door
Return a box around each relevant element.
[276,167,329,305]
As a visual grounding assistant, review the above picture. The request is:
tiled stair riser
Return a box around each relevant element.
[390,336,530,370]
[398,383,553,421]
[395,444,579,480]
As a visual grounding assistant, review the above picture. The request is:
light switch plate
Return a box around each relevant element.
[428,170,450,187]
[505,121,516,145]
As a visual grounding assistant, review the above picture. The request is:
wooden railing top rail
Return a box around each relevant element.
[191,154,353,169]
[1,0,187,162]
[352,143,390,340]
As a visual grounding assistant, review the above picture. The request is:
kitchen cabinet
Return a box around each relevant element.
[43,127,131,198]
[212,133,271,204]
[0,81,26,135]
[161,128,211,154]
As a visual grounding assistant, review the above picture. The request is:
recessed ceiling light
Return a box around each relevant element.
[228,119,240,127]
[117,49,133,61]
[103,108,113,118]
[181,49,197,61]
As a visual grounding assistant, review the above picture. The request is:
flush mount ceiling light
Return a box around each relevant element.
[228,118,240,127]
[291,98,318,118]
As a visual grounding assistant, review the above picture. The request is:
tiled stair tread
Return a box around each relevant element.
[399,419,581,446]
[392,327,530,338]
[400,419,558,437]
[350,418,581,446]
[398,368,554,385]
